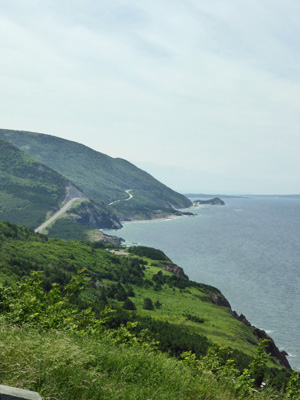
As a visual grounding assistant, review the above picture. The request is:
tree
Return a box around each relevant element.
[115,283,128,301]
[123,298,136,311]
[126,286,135,297]
[154,300,162,309]
[143,298,154,310]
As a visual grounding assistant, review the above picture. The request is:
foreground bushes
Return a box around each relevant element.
[0,272,298,399]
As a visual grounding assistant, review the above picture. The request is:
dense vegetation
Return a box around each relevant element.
[0,129,192,221]
[0,139,69,228]
[45,218,92,241]
[0,139,122,235]
[0,221,298,399]
[128,245,171,260]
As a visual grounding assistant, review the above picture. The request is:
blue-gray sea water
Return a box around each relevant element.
[105,196,300,369]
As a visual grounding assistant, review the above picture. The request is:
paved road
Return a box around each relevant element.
[124,189,133,201]
[35,197,85,233]
[109,189,133,206]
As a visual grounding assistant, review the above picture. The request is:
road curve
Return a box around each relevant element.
[35,197,85,233]
[109,189,133,206]
[124,189,133,201]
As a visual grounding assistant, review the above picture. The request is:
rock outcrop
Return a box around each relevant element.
[231,311,252,326]
[209,293,231,308]
[67,200,122,230]
[64,184,86,203]
[162,264,189,280]
[253,328,291,369]
[231,311,291,369]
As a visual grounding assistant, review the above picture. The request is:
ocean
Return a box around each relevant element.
[105,196,300,369]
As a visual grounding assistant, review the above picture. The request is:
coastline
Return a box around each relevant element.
[103,223,291,369]
[120,206,199,226]
[106,205,293,370]
[121,214,183,226]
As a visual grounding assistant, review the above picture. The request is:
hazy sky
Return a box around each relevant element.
[1,1,300,194]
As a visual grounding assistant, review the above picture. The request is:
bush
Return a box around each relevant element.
[183,313,204,324]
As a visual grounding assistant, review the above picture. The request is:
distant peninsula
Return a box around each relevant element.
[193,197,225,206]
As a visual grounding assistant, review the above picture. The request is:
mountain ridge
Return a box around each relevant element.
[0,138,122,238]
[0,129,192,224]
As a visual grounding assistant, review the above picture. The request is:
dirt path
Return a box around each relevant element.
[109,189,133,206]
[35,197,85,233]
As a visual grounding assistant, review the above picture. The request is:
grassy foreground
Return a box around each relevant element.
[0,321,289,400]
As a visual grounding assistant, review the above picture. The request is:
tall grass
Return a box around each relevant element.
[0,321,283,400]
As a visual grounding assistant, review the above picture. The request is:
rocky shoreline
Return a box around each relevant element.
[231,311,290,369]
[170,261,291,369]
[102,201,291,370]
[168,262,291,369]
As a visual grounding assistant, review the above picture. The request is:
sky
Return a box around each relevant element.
[1,0,300,194]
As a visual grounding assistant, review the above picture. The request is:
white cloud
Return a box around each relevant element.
[1,0,300,193]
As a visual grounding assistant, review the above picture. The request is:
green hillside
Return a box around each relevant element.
[0,221,295,398]
[0,139,123,236]
[0,139,71,228]
[0,129,192,221]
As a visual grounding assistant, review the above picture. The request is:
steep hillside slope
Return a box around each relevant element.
[0,139,121,234]
[0,129,192,220]
[0,139,73,228]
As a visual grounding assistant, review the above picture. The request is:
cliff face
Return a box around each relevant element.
[253,328,291,369]
[67,200,122,230]
[157,256,290,370]
[231,311,291,369]
[209,293,231,308]
[162,263,189,280]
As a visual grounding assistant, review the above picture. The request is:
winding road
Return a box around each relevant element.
[108,189,133,206]
[35,189,133,234]
[35,197,85,233]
